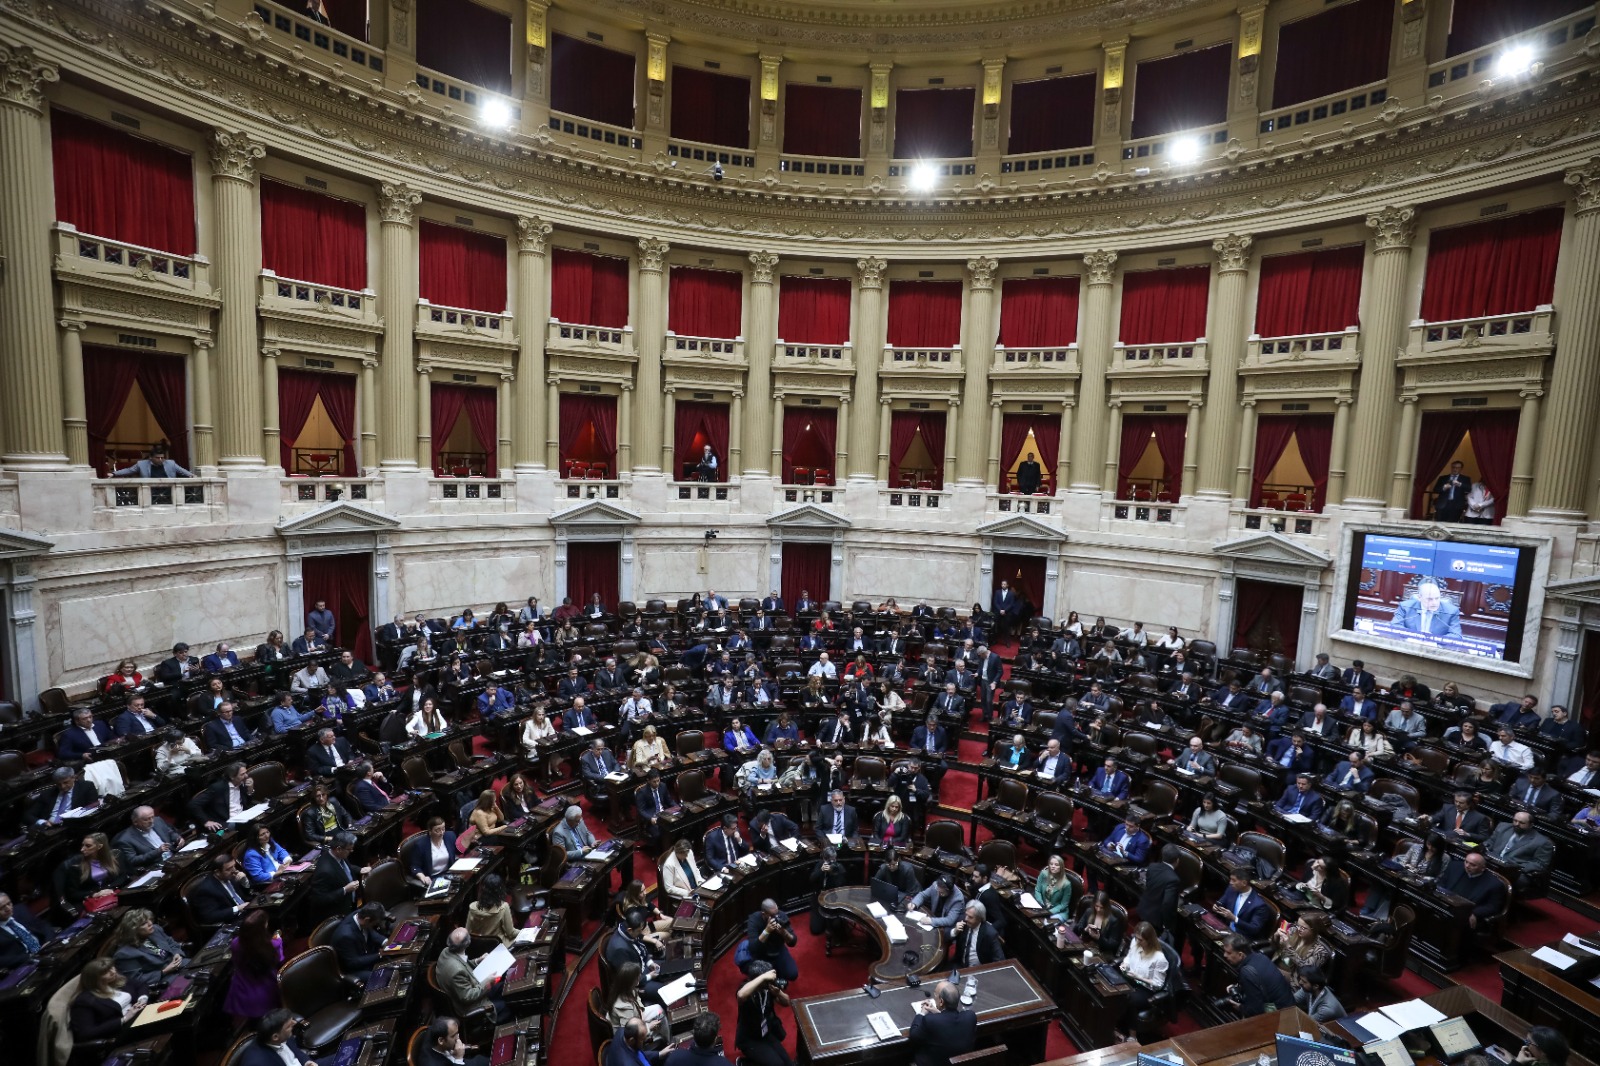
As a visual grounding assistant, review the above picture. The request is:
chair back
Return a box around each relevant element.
[1216,762,1263,801]
[308,916,340,948]
[586,987,612,1051]
[1138,779,1179,817]
[1034,792,1073,827]
[1377,905,1417,978]
[852,756,887,785]
[995,778,1029,811]
[221,1033,256,1066]
[403,756,433,791]
[248,761,289,800]
[1369,778,1420,813]
[539,842,568,889]
[38,688,70,718]
[362,859,411,908]
[924,820,966,855]
[406,1027,428,1066]
[677,769,706,803]
[1289,685,1323,708]
[278,946,348,1016]
[643,599,667,616]
[976,838,1016,871]
[0,750,27,783]
[1411,747,1450,775]
[617,602,638,620]
[1237,831,1286,873]
[675,730,705,757]
[1122,731,1159,758]
[1172,847,1205,894]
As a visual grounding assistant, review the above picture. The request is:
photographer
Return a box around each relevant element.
[735,960,793,1066]
[745,898,799,982]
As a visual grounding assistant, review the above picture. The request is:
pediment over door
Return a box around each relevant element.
[1545,576,1600,607]
[1213,532,1332,584]
[0,528,54,561]
[767,503,851,531]
[549,499,642,527]
[974,514,1066,544]
[276,502,403,536]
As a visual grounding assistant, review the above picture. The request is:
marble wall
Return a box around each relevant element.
[394,548,548,618]
[848,549,979,606]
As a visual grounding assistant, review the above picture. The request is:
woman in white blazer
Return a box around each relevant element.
[661,839,705,901]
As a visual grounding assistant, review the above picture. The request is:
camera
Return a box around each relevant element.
[704,529,718,541]
[773,978,788,991]
[711,162,724,181]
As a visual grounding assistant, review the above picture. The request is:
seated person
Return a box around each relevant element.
[1187,793,1231,842]
[1088,756,1129,800]
[1437,851,1508,932]
[1218,934,1295,1017]
[269,692,316,734]
[950,901,1005,966]
[189,854,255,926]
[1431,790,1491,844]
[60,832,128,909]
[304,727,354,776]
[816,790,859,842]
[156,729,203,773]
[1100,814,1151,864]
[749,809,799,854]
[188,761,257,830]
[1337,687,1380,721]
[763,712,800,745]
[241,824,291,886]
[552,804,599,858]
[661,839,704,901]
[873,795,913,848]
[1274,774,1325,819]
[57,708,114,762]
[113,805,183,870]
[634,770,676,849]
[350,761,395,814]
[704,813,750,872]
[299,780,352,847]
[910,874,967,929]
[1489,726,1535,769]
[330,903,386,985]
[1225,724,1264,756]
[436,926,511,1023]
[1265,732,1315,775]
[1322,749,1375,793]
[1214,870,1273,939]
[406,816,459,887]
[111,695,166,738]
[1170,735,1216,776]
[993,733,1034,771]
[1483,812,1555,894]
[69,958,148,1049]
[1490,695,1542,732]
[723,718,760,756]
[203,702,256,751]
[31,766,100,827]
[108,908,186,995]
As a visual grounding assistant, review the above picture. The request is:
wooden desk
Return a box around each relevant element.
[1327,985,1600,1066]
[792,960,1053,1066]
[817,886,945,981]
[1497,936,1600,1063]
[1142,1008,1323,1066]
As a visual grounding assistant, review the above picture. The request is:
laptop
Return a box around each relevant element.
[1276,1034,1360,1066]
[1430,1018,1482,1060]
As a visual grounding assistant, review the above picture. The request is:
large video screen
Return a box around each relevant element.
[1340,532,1536,664]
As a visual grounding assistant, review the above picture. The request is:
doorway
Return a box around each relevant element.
[567,541,621,608]
[301,553,373,662]
[1231,578,1302,661]
[993,553,1047,620]
[782,542,832,608]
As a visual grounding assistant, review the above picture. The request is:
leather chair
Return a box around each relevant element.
[308,916,340,948]
[676,769,707,804]
[179,872,225,939]
[221,1032,256,1066]
[406,1026,428,1066]
[1289,685,1323,708]
[1033,792,1074,837]
[277,946,362,1053]
[976,838,1016,871]
[597,1041,611,1066]
[1135,779,1179,819]
[643,599,667,617]
[675,731,705,757]
[0,749,27,786]
[1267,654,1294,677]
[1171,847,1205,903]
[617,602,638,622]
[1129,673,1161,694]
[426,961,494,1047]
[586,987,612,1052]
[1187,640,1218,668]
[1368,778,1420,815]
[1236,831,1286,877]
[539,842,569,892]
[1215,763,1263,802]
[362,859,421,922]
[1410,747,1450,775]
[1122,731,1160,760]
[1371,904,1416,980]
[994,778,1028,812]
[924,819,971,859]
[851,756,887,786]
[248,760,289,801]
[38,687,71,719]
[852,600,873,615]
[402,756,433,792]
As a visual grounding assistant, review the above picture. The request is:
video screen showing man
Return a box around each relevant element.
[1390,580,1462,638]
[1346,534,1529,662]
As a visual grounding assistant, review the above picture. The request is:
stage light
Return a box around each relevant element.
[480,98,514,128]
[1494,45,1535,78]
[1169,136,1202,165]
[908,163,938,192]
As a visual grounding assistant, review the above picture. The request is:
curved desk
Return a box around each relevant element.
[818,886,946,981]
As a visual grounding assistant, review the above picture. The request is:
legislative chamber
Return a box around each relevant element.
[2,1,1600,1066]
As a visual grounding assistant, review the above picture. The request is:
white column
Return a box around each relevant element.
[210,129,267,467]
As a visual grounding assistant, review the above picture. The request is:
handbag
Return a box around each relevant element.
[83,891,120,914]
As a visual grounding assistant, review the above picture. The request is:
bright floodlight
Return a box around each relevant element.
[1493,45,1535,78]
[480,98,514,128]
[908,162,939,192]
[1169,136,1202,165]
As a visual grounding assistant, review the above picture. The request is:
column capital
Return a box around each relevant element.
[838,393,851,405]
[1239,398,1256,408]
[361,357,378,370]
[966,256,999,291]
[1189,398,1205,408]
[1212,233,1254,273]
[1366,205,1418,251]
[1520,386,1545,400]
[732,389,745,399]
[663,385,676,395]
[516,215,554,254]
[856,256,889,289]
[0,44,59,113]
[1565,160,1600,215]
[418,363,434,375]
[546,375,562,386]
[1334,395,1353,406]
[948,397,961,408]
[261,346,281,361]
[56,318,87,333]
[880,396,894,406]
[378,182,423,225]
[619,382,635,392]
[1082,249,1118,285]
[990,398,1003,408]
[193,336,215,351]
[499,371,515,383]
[209,129,265,182]
[638,237,671,273]
[749,250,779,284]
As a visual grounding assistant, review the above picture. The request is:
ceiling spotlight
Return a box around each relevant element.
[908,162,938,192]
[1168,136,1202,165]
[480,98,514,129]
[1493,45,1536,78]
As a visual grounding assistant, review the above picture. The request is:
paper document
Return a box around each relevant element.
[1175,767,1196,776]
[658,971,697,1007]
[1563,933,1600,955]
[1532,946,1577,970]
[779,838,799,852]
[514,926,542,945]
[825,833,843,846]
[180,839,209,853]
[699,875,725,892]
[867,901,888,918]
[867,1012,901,1040]
[736,854,759,869]
[905,910,928,923]
[883,916,908,943]
[228,803,272,824]
[473,944,517,983]
[1352,1013,1406,1042]
[1020,893,1042,910]
[572,726,593,736]
[132,997,189,1026]
[1382,999,1447,1031]
[62,806,100,820]
[127,870,163,889]
[605,771,630,783]
[1281,813,1313,824]
[450,857,483,872]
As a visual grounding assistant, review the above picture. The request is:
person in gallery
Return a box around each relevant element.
[1015,451,1043,495]
[112,441,191,479]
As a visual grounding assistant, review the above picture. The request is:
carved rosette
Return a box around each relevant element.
[1082,249,1118,286]
[378,182,423,225]
[1366,205,1418,251]
[1566,160,1600,215]
[516,215,553,255]
[1212,233,1253,274]
[966,256,999,291]
[856,256,889,290]
[208,129,265,182]
[749,250,779,285]
[638,237,670,273]
[0,44,59,112]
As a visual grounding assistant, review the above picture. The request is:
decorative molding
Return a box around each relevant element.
[1212,233,1253,273]
[1567,159,1600,214]
[1083,249,1118,285]
[516,215,553,254]
[748,250,779,284]
[1366,205,1418,251]
[966,256,999,290]
[208,128,265,181]
[0,42,58,111]
[638,237,670,273]
[856,256,888,290]
[378,182,423,225]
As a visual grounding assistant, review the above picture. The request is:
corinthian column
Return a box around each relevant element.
[633,237,670,474]
[377,182,422,469]
[1197,234,1252,497]
[1069,251,1118,490]
[744,251,780,477]
[958,257,998,484]
[0,46,65,468]
[1534,162,1600,517]
[514,216,553,472]
[58,319,89,466]
[849,257,888,481]
[209,129,267,467]
[1345,205,1417,504]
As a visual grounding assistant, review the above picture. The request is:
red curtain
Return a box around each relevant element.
[415,0,511,91]
[550,34,636,128]
[260,179,367,290]
[51,109,196,255]
[782,407,838,483]
[419,220,508,313]
[558,393,618,476]
[999,415,1061,493]
[783,84,862,158]
[1117,415,1185,496]
[1447,0,1590,55]
[550,249,630,327]
[278,369,321,474]
[888,411,946,489]
[1130,43,1233,140]
[778,276,852,344]
[1119,266,1211,344]
[1151,418,1188,499]
[887,281,963,348]
[1272,0,1393,107]
[301,553,373,663]
[1419,207,1564,322]
[674,401,731,481]
[566,541,620,608]
[998,277,1080,347]
[430,384,495,475]
[994,554,1047,611]
[1008,74,1097,155]
[1232,579,1301,659]
[83,347,190,471]
[317,373,359,477]
[1254,246,1365,337]
[1410,411,1518,520]
[892,88,975,158]
[668,268,743,338]
[1251,415,1336,511]
[1249,416,1302,507]
[782,542,832,608]
[670,67,751,149]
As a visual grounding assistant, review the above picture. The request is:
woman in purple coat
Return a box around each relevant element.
[223,910,284,1023]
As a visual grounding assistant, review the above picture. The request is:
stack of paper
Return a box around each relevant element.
[905,910,928,923]
[450,857,483,872]
[867,902,888,918]
[572,726,594,736]
[883,916,909,943]
[229,803,272,824]
[514,926,542,945]
[1563,933,1600,955]
[127,869,163,889]
[1020,892,1042,910]
[658,971,697,1007]
[180,839,210,853]
[1382,999,1447,1030]
[779,838,799,852]
[1532,946,1576,970]
[700,875,725,892]
[1349,1013,1405,1043]
[736,854,759,869]
[473,944,517,983]
[866,1012,901,1040]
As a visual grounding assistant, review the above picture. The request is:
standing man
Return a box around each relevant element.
[992,581,1021,640]
[1015,451,1043,496]
[745,899,799,982]
[908,982,977,1066]
[308,599,336,645]
[1431,460,1471,522]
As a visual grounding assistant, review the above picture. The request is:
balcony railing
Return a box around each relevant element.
[1405,307,1554,358]
[995,344,1076,369]
[666,333,744,359]
[435,452,490,478]
[417,301,512,341]
[1121,123,1228,164]
[1247,327,1359,365]
[777,341,852,364]
[548,320,634,353]
[260,271,375,317]
[1103,499,1185,527]
[1259,81,1387,136]
[991,493,1054,515]
[547,112,643,152]
[999,146,1097,175]
[881,488,949,509]
[1117,340,1207,364]
[1426,8,1595,97]
[560,479,627,501]
[667,139,755,170]
[1235,507,1329,539]
[428,478,515,506]
[779,154,867,177]
[671,482,739,508]
[250,2,383,73]
[884,345,961,369]
[281,477,381,514]
[55,224,209,291]
[93,479,228,524]
[414,65,514,113]
[780,484,842,505]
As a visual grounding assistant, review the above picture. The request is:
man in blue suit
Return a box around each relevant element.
[910,715,949,793]
[1390,581,1463,638]
[1214,871,1274,939]
[1337,687,1380,721]
[761,591,785,614]
[1274,774,1324,820]
[203,702,255,751]
[239,1010,315,1066]
[111,695,166,738]
[56,708,114,761]
[1252,692,1295,736]
[1100,815,1150,864]
[1088,757,1130,801]
[475,684,514,720]
[703,813,749,872]
[1220,934,1295,1016]
[201,642,241,673]
[1322,749,1375,793]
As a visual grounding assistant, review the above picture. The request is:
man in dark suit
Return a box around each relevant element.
[1431,460,1470,521]
[112,695,166,738]
[761,591,785,614]
[189,761,255,830]
[1274,774,1325,820]
[634,769,676,850]
[816,790,859,842]
[1483,812,1555,895]
[579,738,620,784]
[1171,735,1216,777]
[29,766,99,826]
[558,666,590,701]
[1220,934,1295,1016]
[817,710,852,746]
[1206,679,1250,712]
[1015,452,1043,495]
[606,1020,656,1066]
[605,911,668,999]
[992,581,1022,639]
[290,627,327,657]
[1438,852,1508,930]
[420,1017,490,1066]
[203,702,255,752]
[703,813,749,872]
[309,832,367,920]
[1341,661,1377,694]
[1322,750,1375,794]
[113,805,183,869]
[201,643,241,673]
[1432,790,1491,844]
[153,642,199,684]
[909,716,948,793]
[1298,704,1339,739]
[1215,871,1273,939]
[1088,756,1130,800]
[0,891,58,969]
[330,902,386,983]
[304,728,354,777]
[745,898,799,981]
[1507,769,1564,819]
[1100,815,1151,865]
[1138,846,1183,934]
[949,902,1004,966]
[908,981,977,1066]
[748,809,799,854]
[1035,739,1073,786]
[563,697,596,732]
[189,854,254,926]
[55,708,113,762]
[375,615,408,646]
[1167,672,1204,704]
[972,645,1004,722]
[239,1010,315,1066]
